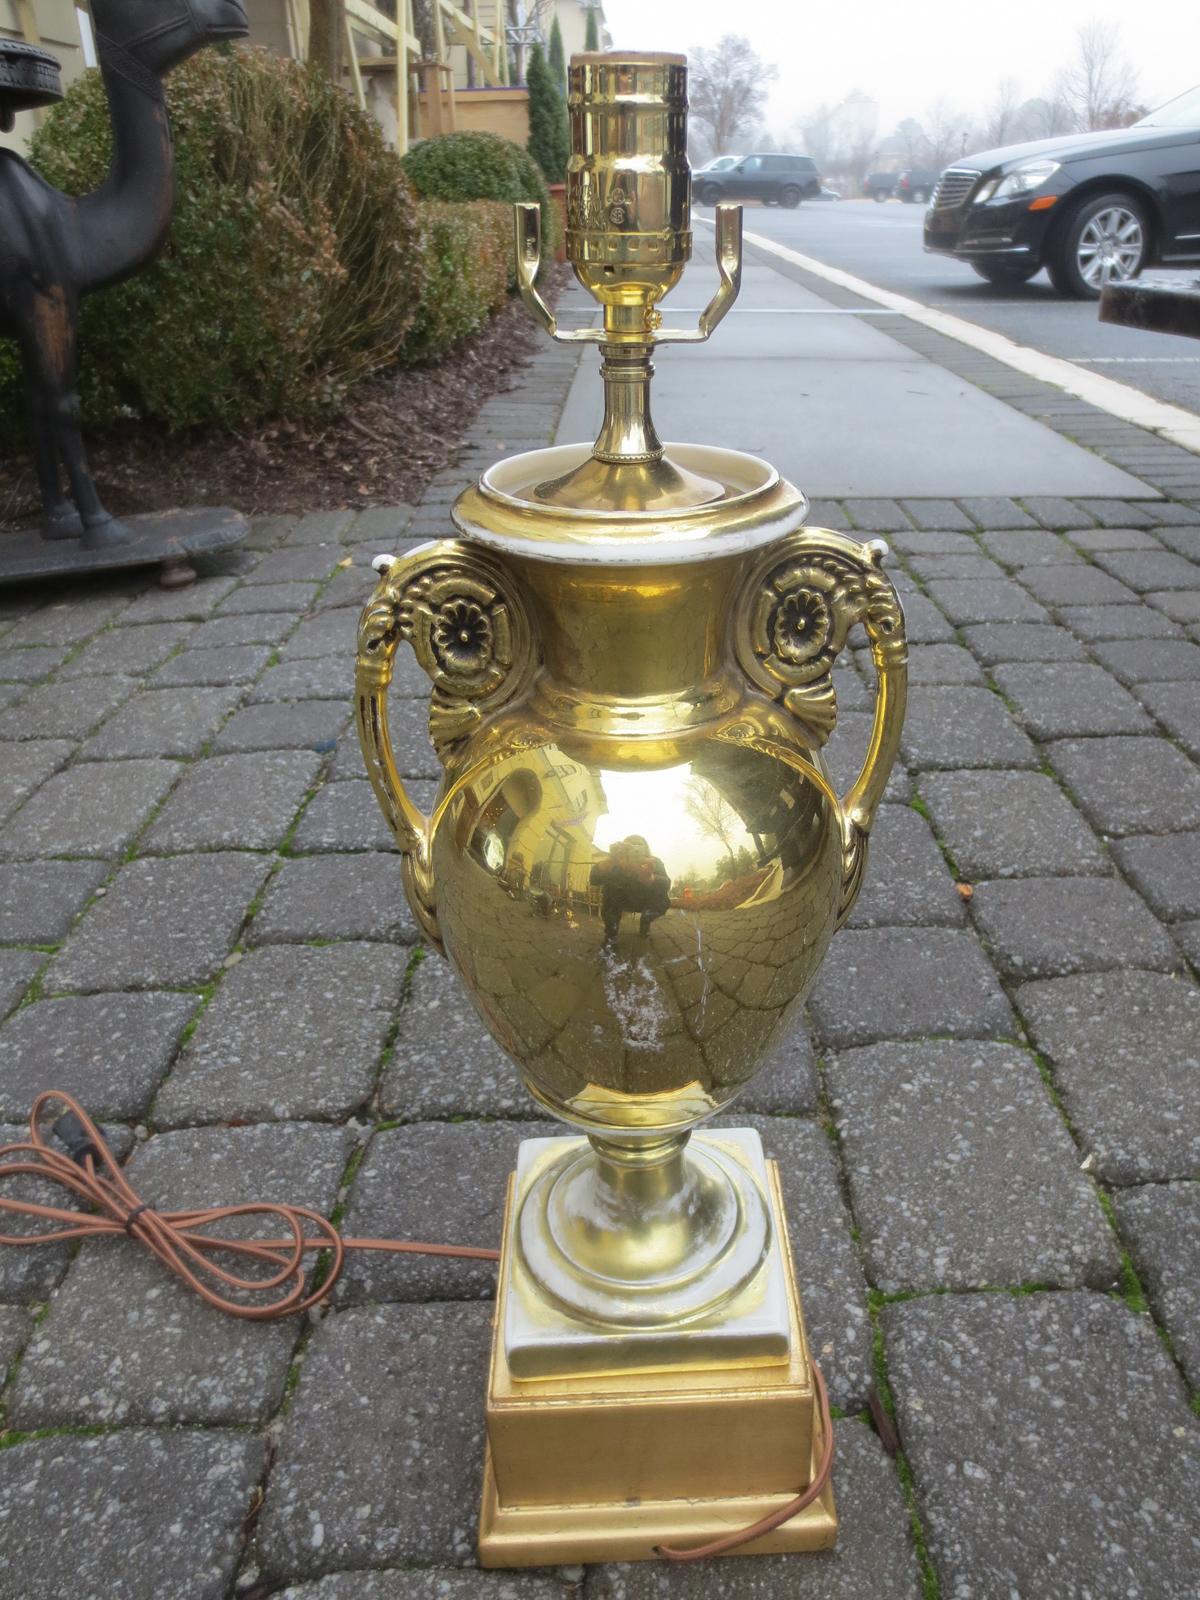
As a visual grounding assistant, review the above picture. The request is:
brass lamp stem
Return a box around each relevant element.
[593,344,663,465]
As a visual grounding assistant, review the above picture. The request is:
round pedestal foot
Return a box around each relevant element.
[516,1132,771,1330]
[159,557,197,589]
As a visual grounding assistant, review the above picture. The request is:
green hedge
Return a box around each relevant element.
[403,200,512,362]
[401,129,559,256]
[0,45,427,441]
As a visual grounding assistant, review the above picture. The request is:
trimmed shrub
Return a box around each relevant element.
[584,8,600,51]
[402,200,511,361]
[0,45,425,439]
[526,42,568,183]
[401,129,559,257]
[548,16,567,93]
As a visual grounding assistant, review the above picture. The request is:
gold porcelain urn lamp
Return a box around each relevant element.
[356,52,907,1565]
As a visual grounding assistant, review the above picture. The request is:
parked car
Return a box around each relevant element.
[924,82,1200,297]
[895,168,937,203]
[695,155,739,175]
[863,171,897,201]
[694,153,822,208]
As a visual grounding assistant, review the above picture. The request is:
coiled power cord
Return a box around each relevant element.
[0,1090,834,1563]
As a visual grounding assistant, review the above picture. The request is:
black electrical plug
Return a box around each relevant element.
[52,1109,102,1167]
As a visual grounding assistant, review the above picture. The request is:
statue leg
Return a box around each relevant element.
[28,292,131,550]
[17,326,84,540]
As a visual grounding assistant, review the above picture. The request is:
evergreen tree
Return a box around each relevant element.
[548,16,567,92]
[526,42,568,182]
[584,7,600,52]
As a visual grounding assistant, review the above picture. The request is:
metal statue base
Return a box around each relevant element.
[478,1154,837,1567]
[0,507,247,589]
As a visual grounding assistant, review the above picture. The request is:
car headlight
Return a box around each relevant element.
[989,160,1061,201]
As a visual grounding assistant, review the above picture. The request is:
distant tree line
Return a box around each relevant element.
[688,22,1148,194]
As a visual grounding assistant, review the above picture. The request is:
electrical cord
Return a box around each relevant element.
[0,1089,834,1560]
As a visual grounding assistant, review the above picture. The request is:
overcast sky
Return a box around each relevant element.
[601,0,1200,140]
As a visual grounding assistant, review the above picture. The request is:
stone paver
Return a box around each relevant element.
[0,758,178,859]
[924,576,1050,625]
[59,620,194,679]
[0,673,136,741]
[1091,637,1200,683]
[898,685,1038,770]
[0,991,197,1119]
[1019,971,1200,1182]
[991,661,1153,739]
[1137,679,1200,757]
[919,770,1107,878]
[844,805,964,927]
[1114,1182,1200,1389]
[292,778,422,853]
[0,858,107,943]
[280,1574,572,1599]
[1047,735,1200,835]
[212,699,350,755]
[970,876,1180,977]
[251,853,418,945]
[828,1041,1118,1292]
[809,927,1014,1048]
[883,1294,1200,1600]
[256,1302,490,1579]
[0,737,75,823]
[0,1303,31,1386]
[45,852,271,993]
[9,1122,355,1427]
[150,641,274,686]
[142,749,322,852]
[80,684,243,759]
[1018,562,1134,607]
[0,1429,263,1600]
[381,950,528,1120]
[0,949,42,1017]
[1058,601,1182,639]
[155,942,406,1125]
[959,621,1086,663]
[1113,832,1200,920]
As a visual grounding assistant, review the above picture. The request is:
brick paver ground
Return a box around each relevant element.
[0,327,1197,1599]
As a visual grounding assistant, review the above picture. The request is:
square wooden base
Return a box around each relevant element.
[477,1159,837,1567]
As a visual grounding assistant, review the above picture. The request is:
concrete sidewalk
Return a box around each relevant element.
[554,233,1156,499]
[0,309,1198,1600]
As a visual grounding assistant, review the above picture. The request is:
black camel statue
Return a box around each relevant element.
[0,0,249,549]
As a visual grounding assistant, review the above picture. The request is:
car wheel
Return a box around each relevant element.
[873,191,888,203]
[1047,192,1149,299]
[779,185,802,209]
[971,260,1040,285]
[696,182,720,207]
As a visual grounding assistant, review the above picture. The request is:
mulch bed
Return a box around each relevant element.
[0,267,569,533]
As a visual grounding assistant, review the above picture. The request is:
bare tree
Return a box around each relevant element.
[983,78,1022,146]
[685,779,744,870]
[891,117,926,166]
[921,100,977,169]
[1059,22,1140,131]
[689,34,777,156]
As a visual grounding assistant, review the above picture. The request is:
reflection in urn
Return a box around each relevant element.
[434,739,843,1136]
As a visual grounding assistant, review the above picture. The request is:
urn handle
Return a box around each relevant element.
[355,541,538,949]
[731,529,908,924]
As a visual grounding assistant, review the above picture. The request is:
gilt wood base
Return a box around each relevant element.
[477,1160,837,1568]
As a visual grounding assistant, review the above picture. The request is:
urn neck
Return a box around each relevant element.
[516,552,742,715]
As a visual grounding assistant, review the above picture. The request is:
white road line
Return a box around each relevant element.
[697,217,1200,456]
[1075,356,1200,364]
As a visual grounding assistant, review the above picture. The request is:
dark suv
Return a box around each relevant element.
[695,153,821,208]
[924,82,1200,296]
[895,168,937,203]
[863,170,896,201]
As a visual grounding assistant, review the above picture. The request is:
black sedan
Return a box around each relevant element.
[924,83,1200,297]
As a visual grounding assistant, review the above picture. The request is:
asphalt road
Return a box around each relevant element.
[730,198,1200,415]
